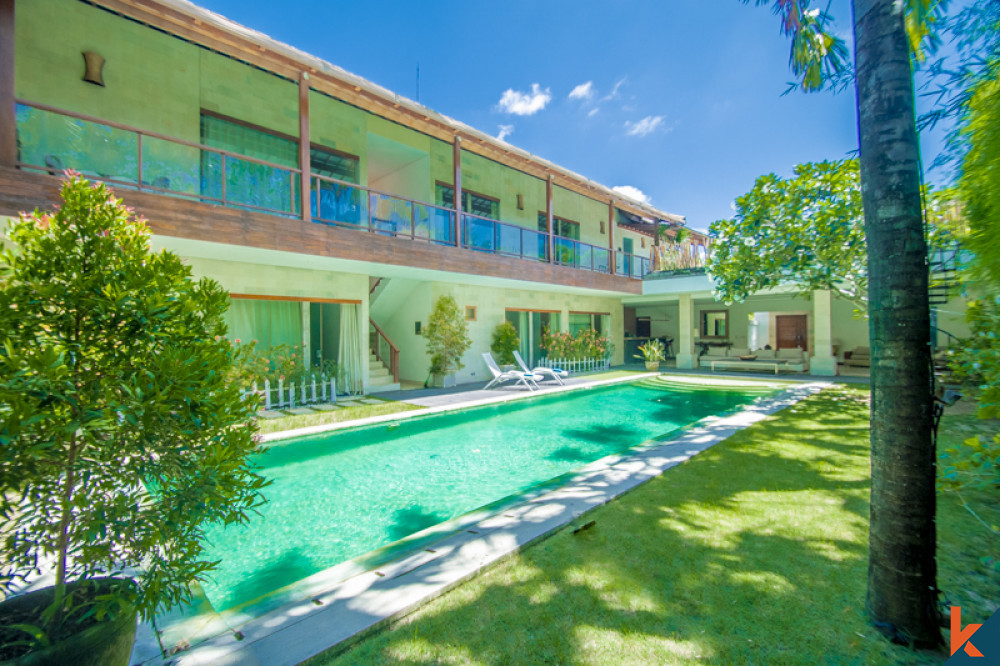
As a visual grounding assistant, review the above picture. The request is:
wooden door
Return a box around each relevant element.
[776,315,808,350]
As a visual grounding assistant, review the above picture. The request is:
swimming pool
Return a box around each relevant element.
[199,377,781,612]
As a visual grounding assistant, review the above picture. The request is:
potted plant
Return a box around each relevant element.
[490,321,520,370]
[423,294,471,388]
[0,176,269,665]
[635,338,667,371]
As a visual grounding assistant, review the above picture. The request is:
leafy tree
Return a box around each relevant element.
[0,176,268,645]
[490,321,520,366]
[745,0,945,647]
[709,159,866,308]
[424,295,471,376]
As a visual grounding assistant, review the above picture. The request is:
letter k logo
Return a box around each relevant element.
[951,607,984,657]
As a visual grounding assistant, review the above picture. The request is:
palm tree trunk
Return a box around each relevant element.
[852,0,941,648]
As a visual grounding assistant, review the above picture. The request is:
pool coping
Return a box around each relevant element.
[133,376,831,666]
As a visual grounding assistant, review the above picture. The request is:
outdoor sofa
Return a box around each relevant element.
[844,346,871,368]
[698,347,810,374]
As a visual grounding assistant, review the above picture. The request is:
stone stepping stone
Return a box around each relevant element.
[358,398,385,405]
[285,407,315,415]
[311,403,340,411]
[257,410,286,419]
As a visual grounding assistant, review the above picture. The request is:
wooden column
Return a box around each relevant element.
[453,135,462,248]
[608,200,616,275]
[546,174,554,263]
[0,0,15,168]
[298,72,311,223]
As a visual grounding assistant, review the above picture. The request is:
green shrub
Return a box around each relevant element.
[490,321,520,365]
[0,176,269,650]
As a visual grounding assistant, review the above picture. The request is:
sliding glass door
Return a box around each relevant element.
[505,309,561,366]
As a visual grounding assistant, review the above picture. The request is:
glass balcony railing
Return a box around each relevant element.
[553,237,611,274]
[461,214,548,263]
[615,252,651,279]
[14,99,653,280]
[15,101,301,217]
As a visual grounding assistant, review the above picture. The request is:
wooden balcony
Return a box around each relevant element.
[0,166,642,294]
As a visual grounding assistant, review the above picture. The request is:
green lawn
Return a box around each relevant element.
[308,385,999,665]
[256,400,423,435]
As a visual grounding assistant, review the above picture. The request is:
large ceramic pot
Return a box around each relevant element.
[644,361,660,372]
[0,578,137,666]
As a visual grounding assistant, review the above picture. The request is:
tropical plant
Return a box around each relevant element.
[745,0,945,646]
[423,295,471,376]
[540,328,612,360]
[635,339,666,363]
[490,321,520,365]
[0,175,269,657]
[540,328,575,360]
[709,159,867,308]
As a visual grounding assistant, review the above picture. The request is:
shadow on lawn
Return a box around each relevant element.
[320,388,940,664]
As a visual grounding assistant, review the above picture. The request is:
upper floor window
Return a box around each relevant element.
[537,213,580,240]
[436,183,500,220]
[199,112,359,217]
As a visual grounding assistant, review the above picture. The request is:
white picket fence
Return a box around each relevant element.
[537,356,611,374]
[239,374,339,411]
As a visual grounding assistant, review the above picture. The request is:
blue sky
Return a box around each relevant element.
[194,0,951,232]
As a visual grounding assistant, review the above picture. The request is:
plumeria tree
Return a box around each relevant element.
[744,0,948,647]
[709,159,867,308]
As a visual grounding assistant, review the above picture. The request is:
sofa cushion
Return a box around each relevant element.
[755,349,776,360]
[777,348,805,362]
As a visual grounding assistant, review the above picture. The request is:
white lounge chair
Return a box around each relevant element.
[513,351,567,385]
[482,353,539,391]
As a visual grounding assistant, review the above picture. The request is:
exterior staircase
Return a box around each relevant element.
[367,351,400,393]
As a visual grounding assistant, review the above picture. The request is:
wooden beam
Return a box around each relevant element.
[453,136,462,248]
[231,293,361,305]
[298,72,311,223]
[546,175,554,263]
[0,0,14,168]
[608,200,616,275]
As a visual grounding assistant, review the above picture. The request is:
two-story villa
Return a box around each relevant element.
[0,0,968,391]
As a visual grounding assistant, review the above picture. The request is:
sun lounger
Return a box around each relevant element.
[483,353,539,391]
[513,351,567,385]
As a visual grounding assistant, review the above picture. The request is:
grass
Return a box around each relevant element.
[306,385,999,665]
[255,399,423,435]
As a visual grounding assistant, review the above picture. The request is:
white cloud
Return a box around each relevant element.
[612,185,651,205]
[587,108,599,118]
[568,81,594,101]
[496,83,552,116]
[602,77,627,101]
[496,124,514,142]
[624,115,665,137]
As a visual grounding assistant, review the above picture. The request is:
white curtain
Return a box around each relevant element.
[339,303,362,394]
[226,299,302,350]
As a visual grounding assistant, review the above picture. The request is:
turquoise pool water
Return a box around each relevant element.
[200,378,780,611]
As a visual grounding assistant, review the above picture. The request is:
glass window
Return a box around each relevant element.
[537,213,580,240]
[310,146,359,184]
[569,312,610,336]
[200,113,299,213]
[201,113,297,166]
[436,183,500,220]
